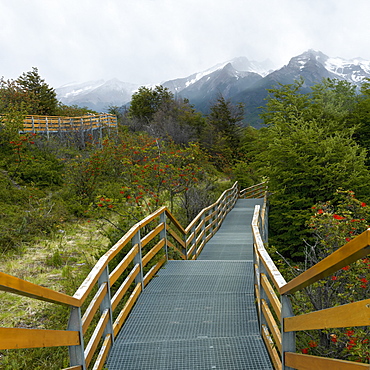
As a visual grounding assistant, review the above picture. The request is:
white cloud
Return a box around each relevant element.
[1,0,370,87]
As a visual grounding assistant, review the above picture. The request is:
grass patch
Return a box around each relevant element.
[0,219,110,369]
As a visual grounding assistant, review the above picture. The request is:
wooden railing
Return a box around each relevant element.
[252,199,370,370]
[0,181,266,370]
[19,114,117,138]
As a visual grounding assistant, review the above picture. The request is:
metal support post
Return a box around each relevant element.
[45,117,49,140]
[67,306,86,370]
[259,262,268,330]
[281,294,296,370]
[80,117,85,148]
[98,266,115,343]
[201,212,206,246]
[160,211,168,260]
[133,230,144,290]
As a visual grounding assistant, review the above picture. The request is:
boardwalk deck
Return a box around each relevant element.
[106,199,272,369]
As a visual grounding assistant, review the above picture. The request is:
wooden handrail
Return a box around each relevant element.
[252,196,370,370]
[19,114,117,134]
[284,298,370,332]
[0,271,80,307]
[285,353,370,369]
[280,230,370,295]
[0,327,80,350]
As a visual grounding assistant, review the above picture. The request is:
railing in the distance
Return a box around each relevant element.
[0,181,266,370]
[20,114,117,137]
[252,199,370,370]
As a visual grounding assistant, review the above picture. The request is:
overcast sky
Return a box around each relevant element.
[1,0,369,88]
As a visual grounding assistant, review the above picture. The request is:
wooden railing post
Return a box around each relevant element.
[98,266,114,344]
[281,294,295,370]
[133,230,144,290]
[67,306,86,370]
[160,211,168,260]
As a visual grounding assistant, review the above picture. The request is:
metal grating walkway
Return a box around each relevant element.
[106,198,272,369]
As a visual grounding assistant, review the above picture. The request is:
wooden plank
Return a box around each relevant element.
[261,324,281,370]
[186,231,195,245]
[141,223,164,248]
[104,223,140,262]
[204,214,213,222]
[0,327,79,349]
[109,245,138,286]
[184,182,237,234]
[139,207,166,229]
[280,230,370,295]
[167,225,186,248]
[205,232,213,243]
[72,256,109,303]
[144,255,166,286]
[261,273,281,319]
[239,181,266,197]
[111,264,140,311]
[187,243,196,259]
[167,240,186,260]
[82,283,108,334]
[205,223,212,233]
[285,352,370,369]
[113,283,142,336]
[84,309,110,367]
[62,366,83,370]
[284,298,370,332]
[195,240,206,257]
[195,229,205,245]
[142,239,165,267]
[253,228,287,290]
[74,214,149,302]
[261,299,282,353]
[91,333,112,370]
[195,220,204,234]
[0,272,80,307]
[165,208,186,235]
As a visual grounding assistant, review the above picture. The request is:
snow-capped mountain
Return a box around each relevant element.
[163,56,275,93]
[325,56,370,84]
[55,51,370,120]
[56,79,138,112]
[164,62,263,113]
[274,50,370,86]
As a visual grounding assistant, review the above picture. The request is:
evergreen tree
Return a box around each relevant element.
[258,79,370,258]
[206,95,244,167]
[352,79,370,164]
[16,67,58,115]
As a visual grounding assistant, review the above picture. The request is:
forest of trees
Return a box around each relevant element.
[0,69,369,367]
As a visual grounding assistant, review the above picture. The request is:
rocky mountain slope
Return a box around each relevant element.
[56,50,370,124]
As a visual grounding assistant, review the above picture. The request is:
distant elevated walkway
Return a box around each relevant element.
[19,113,117,138]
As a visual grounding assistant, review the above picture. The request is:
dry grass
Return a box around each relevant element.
[0,219,110,328]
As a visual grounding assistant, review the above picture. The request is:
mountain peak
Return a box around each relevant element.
[56,50,370,119]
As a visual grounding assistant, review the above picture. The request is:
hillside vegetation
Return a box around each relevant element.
[0,69,369,367]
